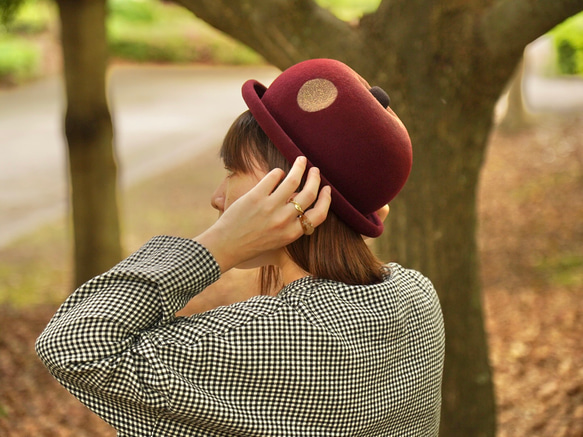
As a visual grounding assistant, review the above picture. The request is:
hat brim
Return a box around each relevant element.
[242,79,383,238]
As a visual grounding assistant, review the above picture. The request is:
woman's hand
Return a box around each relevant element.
[195,157,331,273]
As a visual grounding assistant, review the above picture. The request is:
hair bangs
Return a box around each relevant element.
[220,110,271,174]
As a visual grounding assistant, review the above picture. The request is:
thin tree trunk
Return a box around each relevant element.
[57,0,122,287]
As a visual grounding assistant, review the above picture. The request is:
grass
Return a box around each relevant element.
[0,217,70,306]
[535,253,583,288]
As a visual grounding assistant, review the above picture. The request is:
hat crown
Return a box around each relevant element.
[243,59,412,237]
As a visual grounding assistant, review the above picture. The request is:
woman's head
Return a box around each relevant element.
[220,110,385,293]
[219,59,413,291]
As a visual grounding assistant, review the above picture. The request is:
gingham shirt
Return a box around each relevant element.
[37,236,444,436]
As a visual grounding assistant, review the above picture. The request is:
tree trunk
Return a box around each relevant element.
[377,82,500,436]
[56,0,122,287]
[367,5,508,433]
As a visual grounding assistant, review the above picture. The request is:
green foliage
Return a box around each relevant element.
[551,12,583,76]
[315,0,380,21]
[0,34,39,84]
[107,0,262,64]
[1,0,51,33]
[0,0,25,26]
[6,0,52,34]
[0,1,51,84]
[108,0,156,24]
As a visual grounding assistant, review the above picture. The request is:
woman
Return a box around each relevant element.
[37,59,444,436]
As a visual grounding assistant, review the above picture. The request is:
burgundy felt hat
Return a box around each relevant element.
[242,58,412,238]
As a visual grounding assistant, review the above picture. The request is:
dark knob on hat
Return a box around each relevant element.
[370,86,390,108]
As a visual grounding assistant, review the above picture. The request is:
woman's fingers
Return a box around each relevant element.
[269,156,308,203]
[300,185,332,229]
[267,156,330,235]
[291,165,321,208]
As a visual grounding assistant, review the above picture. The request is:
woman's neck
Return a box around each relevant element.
[277,254,311,289]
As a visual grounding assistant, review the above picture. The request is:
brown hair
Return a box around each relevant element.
[221,110,385,294]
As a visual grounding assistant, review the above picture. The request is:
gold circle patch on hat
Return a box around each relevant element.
[297,79,338,112]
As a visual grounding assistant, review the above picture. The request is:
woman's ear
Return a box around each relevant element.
[377,204,390,223]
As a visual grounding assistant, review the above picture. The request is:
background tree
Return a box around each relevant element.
[172,1,583,435]
[1,0,122,286]
[56,0,122,287]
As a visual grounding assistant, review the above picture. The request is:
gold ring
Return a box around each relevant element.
[289,199,314,235]
[289,199,305,216]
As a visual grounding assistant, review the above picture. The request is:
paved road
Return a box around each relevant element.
[0,65,278,247]
[1,57,582,248]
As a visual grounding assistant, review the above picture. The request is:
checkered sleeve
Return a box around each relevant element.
[35,236,220,432]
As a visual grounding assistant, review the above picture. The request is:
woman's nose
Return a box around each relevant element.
[211,180,226,212]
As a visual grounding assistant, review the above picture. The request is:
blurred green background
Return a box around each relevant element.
[0,0,388,85]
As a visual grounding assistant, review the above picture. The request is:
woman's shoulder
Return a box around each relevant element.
[385,263,435,289]
[382,263,439,304]
[275,266,437,314]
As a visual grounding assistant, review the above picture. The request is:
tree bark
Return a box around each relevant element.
[56,0,122,287]
[177,0,583,435]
